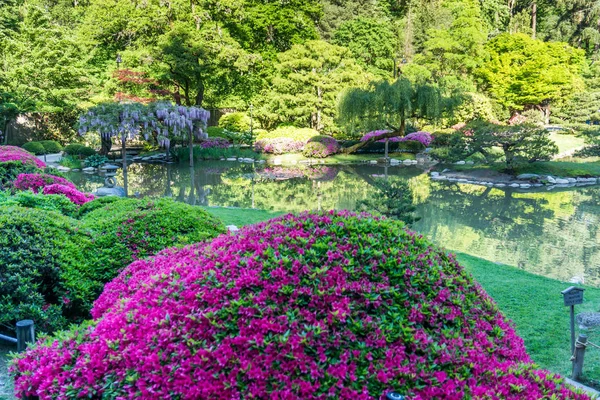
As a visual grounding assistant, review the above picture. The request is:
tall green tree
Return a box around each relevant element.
[332,17,398,77]
[259,40,370,132]
[478,33,586,121]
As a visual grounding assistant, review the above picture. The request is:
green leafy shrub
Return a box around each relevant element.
[0,160,42,189]
[64,144,96,157]
[76,196,121,218]
[0,190,78,216]
[256,126,319,143]
[84,154,109,168]
[431,129,456,147]
[218,112,251,133]
[0,207,90,332]
[39,140,63,154]
[22,142,46,155]
[68,198,226,314]
[206,127,226,137]
[59,154,83,169]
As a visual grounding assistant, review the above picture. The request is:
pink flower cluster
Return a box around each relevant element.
[254,138,304,154]
[302,135,340,158]
[360,131,433,147]
[12,211,589,400]
[13,173,76,193]
[0,145,46,168]
[42,184,95,205]
[199,137,230,149]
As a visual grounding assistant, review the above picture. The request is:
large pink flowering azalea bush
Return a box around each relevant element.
[0,145,46,168]
[302,135,340,158]
[12,211,588,399]
[360,131,433,147]
[42,184,95,205]
[13,173,76,193]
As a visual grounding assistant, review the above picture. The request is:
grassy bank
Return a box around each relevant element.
[457,252,600,379]
[450,160,600,178]
[201,207,285,227]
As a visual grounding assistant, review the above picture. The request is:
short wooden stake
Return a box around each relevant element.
[572,333,587,381]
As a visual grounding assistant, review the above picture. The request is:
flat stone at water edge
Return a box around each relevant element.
[517,173,540,180]
[555,178,570,184]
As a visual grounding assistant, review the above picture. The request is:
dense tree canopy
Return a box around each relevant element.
[2,0,600,142]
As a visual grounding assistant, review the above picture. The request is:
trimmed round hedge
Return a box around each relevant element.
[0,207,91,332]
[68,197,226,313]
[0,198,225,332]
[22,141,46,155]
[12,211,589,399]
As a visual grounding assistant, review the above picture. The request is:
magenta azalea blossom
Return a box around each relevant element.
[0,146,46,168]
[12,211,589,400]
[360,131,433,147]
[13,173,76,193]
[42,184,95,205]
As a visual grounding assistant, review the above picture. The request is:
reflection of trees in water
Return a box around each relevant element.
[414,183,600,285]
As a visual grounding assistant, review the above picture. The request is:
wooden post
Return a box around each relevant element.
[16,319,35,352]
[572,333,587,381]
[570,304,575,355]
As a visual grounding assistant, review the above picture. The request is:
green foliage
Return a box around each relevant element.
[357,178,419,224]
[256,126,320,142]
[259,40,370,132]
[84,154,108,168]
[59,155,83,170]
[332,17,396,76]
[69,198,225,313]
[0,160,41,189]
[0,206,90,332]
[173,146,263,162]
[64,144,96,157]
[218,112,251,133]
[21,141,46,155]
[450,121,559,169]
[478,33,586,113]
[206,127,226,138]
[0,190,78,217]
[39,140,63,154]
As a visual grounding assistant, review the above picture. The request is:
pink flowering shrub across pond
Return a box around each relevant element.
[199,137,230,149]
[302,135,340,158]
[361,131,433,147]
[255,137,305,154]
[12,211,588,399]
[13,173,76,193]
[42,184,95,205]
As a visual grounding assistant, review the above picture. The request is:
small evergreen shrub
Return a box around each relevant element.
[0,190,78,217]
[302,135,340,158]
[218,112,251,133]
[256,126,319,142]
[11,211,590,399]
[84,154,109,168]
[64,144,96,157]
[254,137,304,154]
[0,161,42,189]
[39,140,63,154]
[22,142,46,155]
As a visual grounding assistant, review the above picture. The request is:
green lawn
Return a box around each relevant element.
[451,161,600,178]
[550,132,586,155]
[457,252,600,379]
[198,207,600,379]
[201,207,285,227]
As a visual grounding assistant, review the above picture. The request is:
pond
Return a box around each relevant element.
[66,161,600,287]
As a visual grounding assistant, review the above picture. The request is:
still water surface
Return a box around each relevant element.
[66,161,600,287]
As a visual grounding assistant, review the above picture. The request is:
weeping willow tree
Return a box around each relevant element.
[338,78,462,154]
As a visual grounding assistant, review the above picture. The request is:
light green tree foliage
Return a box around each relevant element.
[478,33,585,119]
[332,17,398,77]
[414,0,487,90]
[554,63,600,126]
[259,40,370,132]
[318,0,389,40]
